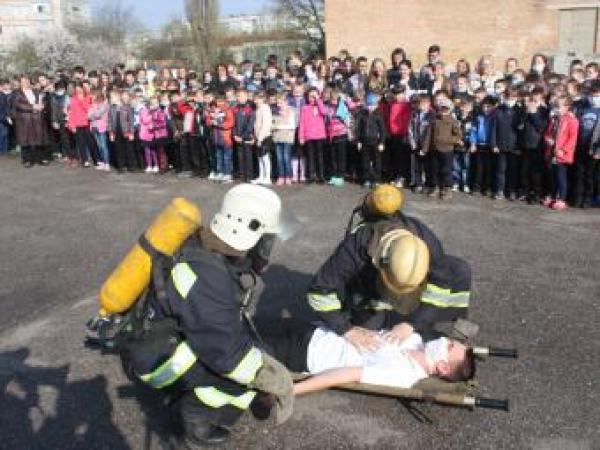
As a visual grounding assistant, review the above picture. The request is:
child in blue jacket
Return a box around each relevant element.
[470,96,495,195]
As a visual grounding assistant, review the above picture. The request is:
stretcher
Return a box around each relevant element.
[293,345,518,412]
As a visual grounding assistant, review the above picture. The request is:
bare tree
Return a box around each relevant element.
[37,28,83,73]
[81,38,127,70]
[185,0,221,70]
[69,1,142,47]
[7,37,40,73]
[8,28,83,74]
[271,0,325,54]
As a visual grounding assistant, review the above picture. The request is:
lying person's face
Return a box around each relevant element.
[425,337,471,382]
[445,338,469,380]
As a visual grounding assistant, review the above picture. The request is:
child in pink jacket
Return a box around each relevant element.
[68,84,94,167]
[542,96,579,210]
[325,89,355,186]
[88,91,110,170]
[140,96,169,173]
[299,87,327,182]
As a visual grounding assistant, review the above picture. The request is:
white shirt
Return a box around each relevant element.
[307,329,428,389]
[23,89,36,105]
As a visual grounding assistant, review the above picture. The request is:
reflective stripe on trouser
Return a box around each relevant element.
[420,283,470,308]
[194,386,256,410]
[308,292,342,312]
[226,346,263,385]
[139,341,198,389]
[172,262,197,299]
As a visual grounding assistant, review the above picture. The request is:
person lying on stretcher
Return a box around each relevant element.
[259,319,476,396]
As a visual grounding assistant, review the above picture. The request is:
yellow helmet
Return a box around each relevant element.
[365,185,404,217]
[372,229,430,314]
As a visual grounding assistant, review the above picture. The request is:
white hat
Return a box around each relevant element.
[210,184,282,252]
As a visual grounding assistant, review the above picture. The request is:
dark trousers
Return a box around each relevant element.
[492,152,507,194]
[474,147,492,192]
[170,139,182,172]
[390,135,411,182]
[574,152,600,202]
[133,132,144,169]
[520,147,546,199]
[207,138,216,173]
[361,144,383,183]
[74,127,97,164]
[429,151,454,189]
[185,134,209,176]
[506,152,521,195]
[54,124,73,158]
[305,139,326,182]
[330,136,348,178]
[236,142,255,181]
[178,136,193,173]
[346,142,360,181]
[257,319,314,373]
[551,163,569,200]
[411,152,427,187]
[120,320,251,429]
[0,122,9,153]
[115,135,137,171]
[21,145,43,164]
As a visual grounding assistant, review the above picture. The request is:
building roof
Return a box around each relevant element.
[544,0,600,9]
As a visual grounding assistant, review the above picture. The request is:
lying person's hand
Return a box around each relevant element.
[344,327,381,353]
[382,323,414,345]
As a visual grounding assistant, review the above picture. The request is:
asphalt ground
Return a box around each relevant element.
[0,154,598,449]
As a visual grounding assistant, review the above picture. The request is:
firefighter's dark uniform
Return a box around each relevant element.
[119,236,263,428]
[307,214,471,334]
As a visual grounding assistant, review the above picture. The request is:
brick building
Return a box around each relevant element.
[0,0,88,53]
[325,0,599,71]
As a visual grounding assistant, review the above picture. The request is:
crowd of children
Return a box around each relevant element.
[1,45,599,210]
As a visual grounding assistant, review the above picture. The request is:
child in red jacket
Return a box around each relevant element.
[383,85,411,187]
[542,96,579,210]
[208,96,235,183]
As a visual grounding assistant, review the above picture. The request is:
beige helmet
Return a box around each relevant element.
[372,229,430,314]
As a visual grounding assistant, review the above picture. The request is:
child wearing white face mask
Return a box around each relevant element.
[542,96,579,210]
[490,88,524,200]
[49,80,72,161]
[529,54,549,81]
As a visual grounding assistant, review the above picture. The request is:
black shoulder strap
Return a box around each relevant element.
[138,234,171,304]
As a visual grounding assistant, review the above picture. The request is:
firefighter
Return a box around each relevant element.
[306,184,472,352]
[118,185,296,447]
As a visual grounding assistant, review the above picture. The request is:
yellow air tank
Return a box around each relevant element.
[99,197,201,315]
[366,184,404,216]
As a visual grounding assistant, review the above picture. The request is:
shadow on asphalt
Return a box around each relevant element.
[117,382,186,450]
[0,348,130,450]
[255,264,316,321]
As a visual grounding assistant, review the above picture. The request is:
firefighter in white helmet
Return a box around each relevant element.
[119,185,296,448]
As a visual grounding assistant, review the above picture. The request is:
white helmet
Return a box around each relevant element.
[210,184,283,252]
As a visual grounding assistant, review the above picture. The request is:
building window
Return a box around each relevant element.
[72,6,80,12]
[36,3,50,14]
[559,8,599,55]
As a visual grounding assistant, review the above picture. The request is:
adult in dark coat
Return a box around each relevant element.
[11,75,51,167]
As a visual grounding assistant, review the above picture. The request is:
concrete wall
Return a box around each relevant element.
[325,0,560,70]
